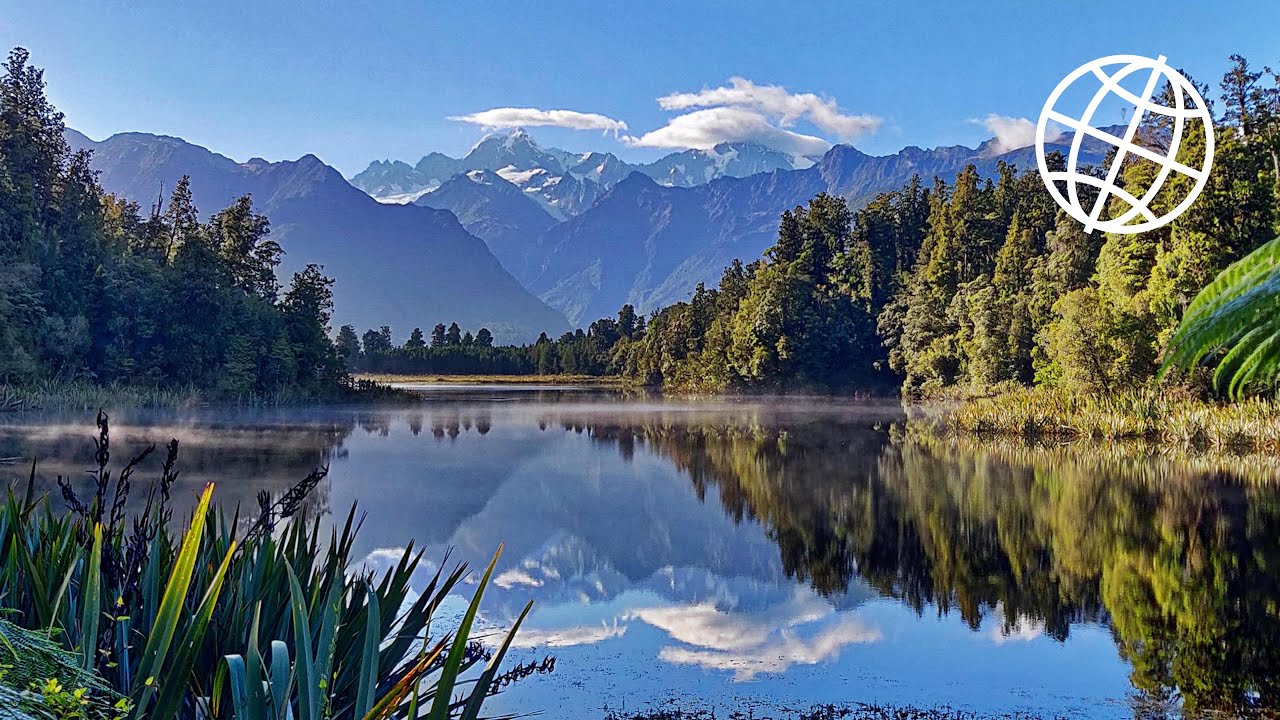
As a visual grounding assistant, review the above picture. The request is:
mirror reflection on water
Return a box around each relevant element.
[2,386,1277,719]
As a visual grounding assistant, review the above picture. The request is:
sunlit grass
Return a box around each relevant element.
[357,372,625,385]
[941,385,1280,452]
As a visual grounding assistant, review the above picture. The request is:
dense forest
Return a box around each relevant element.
[350,54,1280,397]
[0,48,344,396]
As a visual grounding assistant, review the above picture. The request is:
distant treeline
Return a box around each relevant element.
[339,308,645,376]
[0,48,344,396]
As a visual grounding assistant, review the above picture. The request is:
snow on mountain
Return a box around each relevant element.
[349,130,811,214]
[639,142,808,187]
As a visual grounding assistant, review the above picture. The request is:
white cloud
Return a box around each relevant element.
[657,77,880,141]
[448,107,628,134]
[623,106,834,157]
[625,77,880,157]
[981,114,1062,153]
[451,77,881,157]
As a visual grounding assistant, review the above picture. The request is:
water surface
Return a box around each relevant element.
[3,387,1277,719]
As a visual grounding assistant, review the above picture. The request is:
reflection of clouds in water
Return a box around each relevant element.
[505,586,881,682]
[509,621,627,648]
[360,546,421,571]
[658,616,881,681]
[495,567,545,589]
[987,602,1045,646]
[626,591,828,651]
[626,591,881,680]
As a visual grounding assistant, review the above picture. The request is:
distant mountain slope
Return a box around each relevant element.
[66,131,569,342]
[415,170,557,281]
[639,142,812,188]
[529,130,1114,325]
[526,173,719,325]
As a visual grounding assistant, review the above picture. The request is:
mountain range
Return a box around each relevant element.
[359,128,1112,325]
[66,125,1111,337]
[64,129,570,342]
[350,129,812,215]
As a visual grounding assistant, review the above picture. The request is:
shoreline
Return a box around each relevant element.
[356,373,627,386]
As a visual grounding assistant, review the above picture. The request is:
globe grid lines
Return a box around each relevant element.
[1035,54,1216,235]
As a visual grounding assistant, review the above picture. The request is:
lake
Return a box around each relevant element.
[2,386,1276,719]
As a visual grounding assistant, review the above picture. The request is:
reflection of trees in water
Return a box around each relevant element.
[351,410,494,441]
[577,413,1280,715]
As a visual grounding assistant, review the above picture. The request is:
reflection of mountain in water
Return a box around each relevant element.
[574,413,1280,716]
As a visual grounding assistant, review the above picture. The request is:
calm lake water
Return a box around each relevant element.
[2,386,1277,719]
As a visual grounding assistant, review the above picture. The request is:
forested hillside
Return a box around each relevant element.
[0,49,343,394]
[625,55,1276,394]
[64,131,571,345]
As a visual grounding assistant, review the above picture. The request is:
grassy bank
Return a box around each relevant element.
[0,377,414,412]
[358,372,625,386]
[1,381,206,412]
[939,386,1280,451]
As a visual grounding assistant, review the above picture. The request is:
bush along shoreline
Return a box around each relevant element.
[939,385,1280,451]
[0,376,419,414]
[0,411,548,719]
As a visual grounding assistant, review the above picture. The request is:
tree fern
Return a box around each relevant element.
[1161,236,1280,398]
[0,619,124,719]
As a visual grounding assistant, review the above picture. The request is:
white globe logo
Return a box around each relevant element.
[1035,54,1215,234]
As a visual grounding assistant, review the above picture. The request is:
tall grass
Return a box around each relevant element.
[0,377,414,413]
[941,385,1280,451]
[0,380,206,412]
[0,411,544,719]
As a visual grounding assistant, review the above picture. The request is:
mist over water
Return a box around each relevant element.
[3,387,1278,719]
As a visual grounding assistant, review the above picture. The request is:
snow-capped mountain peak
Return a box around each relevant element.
[352,131,814,212]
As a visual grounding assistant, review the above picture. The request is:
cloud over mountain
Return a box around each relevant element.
[656,77,881,140]
[448,107,629,134]
[623,106,833,157]
[980,114,1062,153]
[450,77,881,158]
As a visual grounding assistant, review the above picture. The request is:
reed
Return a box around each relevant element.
[0,380,206,412]
[0,411,544,719]
[0,376,417,413]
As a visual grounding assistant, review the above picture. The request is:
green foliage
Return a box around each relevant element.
[0,414,542,719]
[944,384,1280,448]
[1161,236,1280,398]
[0,48,341,397]
[0,620,126,720]
[350,304,642,378]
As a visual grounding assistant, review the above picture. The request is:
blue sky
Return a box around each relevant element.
[2,1,1277,175]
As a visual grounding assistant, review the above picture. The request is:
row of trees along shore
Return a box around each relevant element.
[6,47,1280,399]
